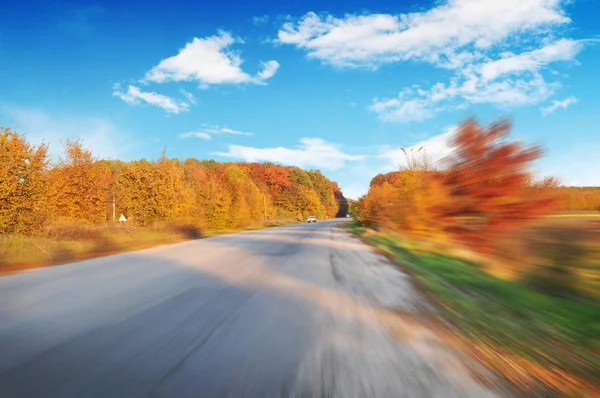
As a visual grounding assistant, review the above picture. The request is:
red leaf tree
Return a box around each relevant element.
[442,119,556,251]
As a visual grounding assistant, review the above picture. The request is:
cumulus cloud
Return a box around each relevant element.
[215,138,364,170]
[541,96,578,116]
[277,1,570,69]
[144,31,279,86]
[279,1,588,122]
[179,124,253,140]
[113,85,190,114]
[478,39,583,81]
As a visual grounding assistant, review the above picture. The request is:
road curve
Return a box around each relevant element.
[0,219,499,398]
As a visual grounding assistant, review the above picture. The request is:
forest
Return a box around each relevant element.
[0,127,345,236]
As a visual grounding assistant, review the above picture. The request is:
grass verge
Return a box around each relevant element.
[347,222,600,397]
[0,220,298,275]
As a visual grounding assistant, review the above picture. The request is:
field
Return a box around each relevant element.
[488,213,600,297]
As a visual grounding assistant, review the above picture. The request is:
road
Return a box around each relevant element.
[0,219,499,397]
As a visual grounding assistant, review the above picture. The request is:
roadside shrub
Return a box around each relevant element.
[166,223,203,239]
[42,221,116,250]
[43,221,104,240]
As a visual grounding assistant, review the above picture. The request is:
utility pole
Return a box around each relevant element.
[112,193,116,224]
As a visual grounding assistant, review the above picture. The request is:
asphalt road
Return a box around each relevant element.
[0,219,499,397]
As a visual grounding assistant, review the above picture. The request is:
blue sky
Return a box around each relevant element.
[1,0,599,198]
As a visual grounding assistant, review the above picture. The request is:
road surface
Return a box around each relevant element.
[0,220,499,397]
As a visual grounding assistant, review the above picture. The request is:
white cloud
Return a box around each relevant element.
[113,85,190,114]
[253,15,270,26]
[277,2,569,69]
[179,124,253,140]
[371,66,557,122]
[179,131,211,140]
[144,31,279,86]
[371,90,438,123]
[256,60,280,80]
[216,127,252,136]
[1,106,130,160]
[215,138,364,170]
[279,2,589,122]
[479,39,583,81]
[541,96,577,116]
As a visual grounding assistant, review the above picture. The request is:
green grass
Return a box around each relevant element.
[346,222,600,393]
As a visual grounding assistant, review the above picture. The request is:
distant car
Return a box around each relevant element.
[307,216,316,223]
[346,214,351,218]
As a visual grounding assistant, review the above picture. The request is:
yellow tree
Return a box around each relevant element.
[200,168,233,230]
[0,127,48,233]
[226,166,263,228]
[115,155,192,227]
[47,140,111,224]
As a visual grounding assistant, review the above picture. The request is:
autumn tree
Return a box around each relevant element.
[442,119,556,250]
[96,159,126,223]
[288,167,314,189]
[247,163,291,198]
[0,127,48,233]
[307,170,339,217]
[356,118,557,249]
[47,140,111,224]
[357,182,398,228]
[225,165,264,228]
[115,155,192,227]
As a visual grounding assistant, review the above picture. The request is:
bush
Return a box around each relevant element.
[43,221,105,241]
[166,223,203,239]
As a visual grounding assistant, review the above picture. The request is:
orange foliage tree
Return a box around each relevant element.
[442,119,555,250]
[47,140,112,224]
[0,127,49,233]
[356,118,557,251]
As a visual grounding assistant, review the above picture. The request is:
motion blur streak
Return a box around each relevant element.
[0,220,496,397]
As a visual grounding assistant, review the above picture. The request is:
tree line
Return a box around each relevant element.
[555,187,600,211]
[0,127,345,234]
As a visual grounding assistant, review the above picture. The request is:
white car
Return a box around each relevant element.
[307,216,316,223]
